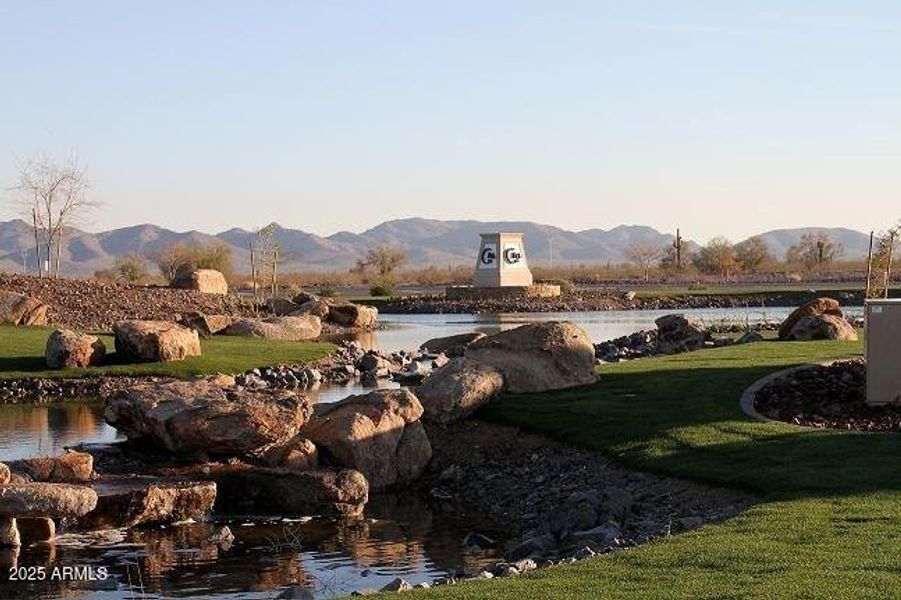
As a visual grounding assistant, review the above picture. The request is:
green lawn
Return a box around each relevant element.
[371,338,901,599]
[0,325,333,379]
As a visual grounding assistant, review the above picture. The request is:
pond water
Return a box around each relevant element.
[0,306,863,599]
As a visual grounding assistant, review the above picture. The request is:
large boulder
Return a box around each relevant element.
[416,358,504,424]
[223,315,322,341]
[179,313,234,337]
[0,463,9,485]
[420,332,487,357]
[0,483,98,518]
[301,389,431,490]
[9,451,94,483]
[655,314,710,354]
[213,467,368,518]
[45,329,106,368]
[784,314,858,342]
[328,303,378,328]
[104,380,312,455]
[0,290,49,326]
[465,322,596,393]
[80,479,217,529]
[170,269,228,295]
[114,320,201,363]
[778,298,844,339]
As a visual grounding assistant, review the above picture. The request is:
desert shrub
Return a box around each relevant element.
[369,280,395,297]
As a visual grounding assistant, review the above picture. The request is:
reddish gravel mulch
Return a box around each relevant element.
[755,359,901,432]
[0,274,253,331]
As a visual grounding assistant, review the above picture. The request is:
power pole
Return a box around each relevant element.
[884,230,895,299]
[865,231,874,299]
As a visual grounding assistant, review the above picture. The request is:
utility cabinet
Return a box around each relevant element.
[865,299,901,405]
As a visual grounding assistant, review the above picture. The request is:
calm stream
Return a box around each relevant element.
[0,307,861,598]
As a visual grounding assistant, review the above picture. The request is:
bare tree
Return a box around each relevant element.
[786,233,844,273]
[354,246,407,280]
[623,242,663,282]
[251,224,282,298]
[11,153,97,278]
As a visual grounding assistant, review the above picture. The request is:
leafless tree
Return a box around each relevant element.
[10,153,97,278]
[251,223,283,299]
[623,242,664,282]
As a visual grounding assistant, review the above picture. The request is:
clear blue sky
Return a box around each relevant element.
[1,1,899,242]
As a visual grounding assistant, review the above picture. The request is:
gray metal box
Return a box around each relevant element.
[865,299,901,405]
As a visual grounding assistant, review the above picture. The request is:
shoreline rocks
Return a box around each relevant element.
[779,298,857,341]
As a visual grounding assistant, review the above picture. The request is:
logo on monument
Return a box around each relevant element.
[503,243,524,266]
[479,243,497,268]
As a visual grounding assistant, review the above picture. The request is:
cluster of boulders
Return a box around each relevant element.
[266,291,379,330]
[42,320,203,370]
[777,297,858,341]
[594,315,753,363]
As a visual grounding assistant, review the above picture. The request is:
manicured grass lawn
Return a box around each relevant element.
[372,338,901,599]
[0,325,333,379]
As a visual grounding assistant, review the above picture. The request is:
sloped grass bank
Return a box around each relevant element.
[371,338,901,599]
[0,325,332,379]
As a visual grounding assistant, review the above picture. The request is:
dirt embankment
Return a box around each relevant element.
[0,274,252,331]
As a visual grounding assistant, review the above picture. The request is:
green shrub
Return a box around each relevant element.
[369,281,395,297]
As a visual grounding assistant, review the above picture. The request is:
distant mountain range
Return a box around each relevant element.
[0,218,872,277]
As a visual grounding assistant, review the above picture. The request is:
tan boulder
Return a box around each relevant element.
[223,315,322,341]
[104,380,312,455]
[0,463,9,485]
[114,320,201,363]
[420,332,487,356]
[784,314,858,341]
[10,451,94,483]
[465,322,596,394]
[171,269,228,295]
[0,483,98,518]
[416,358,504,424]
[0,290,49,326]
[655,314,710,354]
[302,389,431,490]
[778,298,844,339]
[45,329,106,368]
[328,303,378,328]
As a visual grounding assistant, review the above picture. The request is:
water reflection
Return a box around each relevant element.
[0,495,507,600]
[0,403,122,461]
[335,307,856,353]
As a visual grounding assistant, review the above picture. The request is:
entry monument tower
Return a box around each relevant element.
[445,232,561,300]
